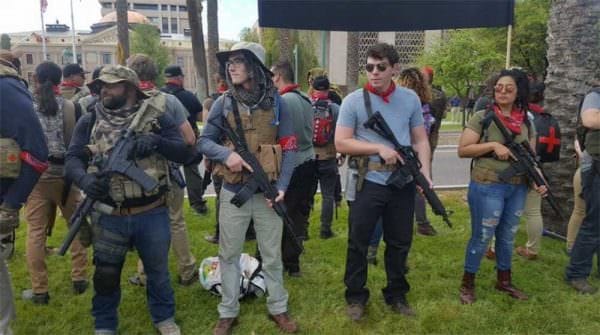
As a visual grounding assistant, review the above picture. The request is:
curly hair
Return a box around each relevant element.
[127,53,158,82]
[493,68,529,110]
[366,43,399,65]
[397,67,432,103]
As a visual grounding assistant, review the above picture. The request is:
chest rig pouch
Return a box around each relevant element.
[0,138,21,179]
[88,94,169,205]
[213,95,281,184]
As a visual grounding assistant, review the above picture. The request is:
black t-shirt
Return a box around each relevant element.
[161,84,202,131]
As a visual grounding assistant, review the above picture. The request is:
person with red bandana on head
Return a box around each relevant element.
[336,43,432,320]
[271,60,316,277]
[60,63,90,102]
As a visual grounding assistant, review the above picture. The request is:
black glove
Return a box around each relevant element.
[130,134,161,159]
[79,173,109,200]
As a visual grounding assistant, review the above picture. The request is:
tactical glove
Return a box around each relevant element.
[130,134,161,159]
[79,173,109,200]
[0,203,19,234]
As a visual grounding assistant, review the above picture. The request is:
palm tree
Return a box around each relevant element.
[278,29,292,62]
[206,0,219,94]
[116,0,129,64]
[543,0,600,233]
[186,0,209,99]
[346,32,360,93]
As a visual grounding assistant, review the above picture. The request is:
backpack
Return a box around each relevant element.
[576,87,600,152]
[312,99,335,147]
[199,253,266,299]
[530,104,561,163]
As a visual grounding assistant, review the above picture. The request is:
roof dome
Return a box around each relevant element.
[98,11,150,24]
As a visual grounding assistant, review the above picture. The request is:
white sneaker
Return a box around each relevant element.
[156,319,181,335]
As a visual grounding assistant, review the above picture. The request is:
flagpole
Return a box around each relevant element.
[40,1,47,61]
[70,0,77,64]
[505,24,512,69]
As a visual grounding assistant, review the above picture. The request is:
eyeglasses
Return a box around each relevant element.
[365,63,389,73]
[226,57,245,68]
[494,84,516,93]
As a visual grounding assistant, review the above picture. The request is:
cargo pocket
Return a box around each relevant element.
[258,144,282,181]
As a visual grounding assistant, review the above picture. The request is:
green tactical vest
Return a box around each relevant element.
[585,130,600,158]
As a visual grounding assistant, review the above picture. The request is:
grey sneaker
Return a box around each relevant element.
[156,319,181,335]
[346,303,365,321]
[22,289,49,305]
[568,279,598,294]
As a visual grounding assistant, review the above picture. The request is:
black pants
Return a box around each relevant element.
[344,180,415,305]
[282,159,317,272]
[183,163,205,211]
[313,159,338,234]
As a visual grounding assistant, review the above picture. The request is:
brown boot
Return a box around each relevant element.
[269,312,298,333]
[495,269,528,300]
[212,318,237,335]
[459,272,476,304]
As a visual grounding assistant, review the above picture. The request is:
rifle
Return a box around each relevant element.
[201,162,213,194]
[208,116,304,253]
[488,113,566,220]
[58,127,160,256]
[363,111,453,228]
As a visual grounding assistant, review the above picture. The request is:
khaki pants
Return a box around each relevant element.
[523,189,543,254]
[138,185,196,282]
[567,167,586,251]
[24,178,87,294]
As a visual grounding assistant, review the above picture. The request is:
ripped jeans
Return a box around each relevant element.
[464,181,528,273]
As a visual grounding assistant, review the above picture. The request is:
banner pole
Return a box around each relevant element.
[505,24,512,68]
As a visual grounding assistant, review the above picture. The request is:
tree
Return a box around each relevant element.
[345,32,360,93]
[206,0,219,93]
[0,34,11,50]
[130,24,169,86]
[239,27,259,43]
[115,0,129,65]
[186,0,209,99]
[278,29,292,62]
[542,0,600,234]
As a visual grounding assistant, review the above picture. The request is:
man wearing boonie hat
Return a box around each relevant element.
[65,65,193,335]
[198,41,300,334]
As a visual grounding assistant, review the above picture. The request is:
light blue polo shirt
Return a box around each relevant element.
[337,87,424,186]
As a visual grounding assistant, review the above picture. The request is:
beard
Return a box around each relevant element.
[102,94,128,109]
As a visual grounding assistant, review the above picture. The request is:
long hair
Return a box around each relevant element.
[35,61,62,116]
[493,68,529,110]
[398,67,432,104]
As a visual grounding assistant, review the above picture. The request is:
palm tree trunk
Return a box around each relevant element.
[206,0,219,94]
[278,29,292,62]
[116,0,129,65]
[543,0,600,234]
[186,0,209,99]
[346,32,360,93]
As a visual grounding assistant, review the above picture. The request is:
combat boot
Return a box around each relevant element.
[495,269,528,300]
[459,271,476,304]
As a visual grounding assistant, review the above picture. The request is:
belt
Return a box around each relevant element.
[48,156,65,164]
[110,197,165,216]
[367,161,397,172]
[471,167,527,185]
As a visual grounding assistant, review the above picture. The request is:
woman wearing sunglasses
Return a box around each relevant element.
[457,68,546,304]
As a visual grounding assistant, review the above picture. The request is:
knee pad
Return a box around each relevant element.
[93,262,121,295]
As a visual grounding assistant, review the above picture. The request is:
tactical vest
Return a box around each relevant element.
[213,94,281,184]
[0,64,24,178]
[585,129,600,158]
[87,94,169,204]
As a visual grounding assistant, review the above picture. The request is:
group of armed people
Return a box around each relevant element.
[1,40,599,335]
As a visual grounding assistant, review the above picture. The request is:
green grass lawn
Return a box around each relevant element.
[439,122,464,133]
[7,191,600,334]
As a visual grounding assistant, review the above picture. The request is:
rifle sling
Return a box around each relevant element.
[362,89,374,119]
[230,99,249,150]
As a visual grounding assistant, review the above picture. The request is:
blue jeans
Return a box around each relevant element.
[91,206,174,331]
[566,167,600,280]
[464,181,527,273]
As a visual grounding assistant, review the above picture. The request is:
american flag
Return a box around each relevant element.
[40,0,48,13]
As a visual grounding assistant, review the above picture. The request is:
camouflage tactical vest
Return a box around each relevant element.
[213,94,281,184]
[88,94,169,204]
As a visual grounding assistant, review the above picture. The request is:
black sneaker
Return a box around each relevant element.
[320,231,335,239]
[193,200,208,215]
[72,280,89,294]
[416,222,437,236]
[179,271,199,286]
[346,303,365,321]
[22,289,50,305]
[390,299,416,317]
[204,234,219,244]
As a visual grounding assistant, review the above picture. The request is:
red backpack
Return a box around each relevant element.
[312,99,335,147]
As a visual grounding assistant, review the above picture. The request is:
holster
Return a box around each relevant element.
[231,178,260,208]
[386,166,414,190]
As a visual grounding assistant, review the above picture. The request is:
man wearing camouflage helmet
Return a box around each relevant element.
[199,41,299,334]
[65,65,193,335]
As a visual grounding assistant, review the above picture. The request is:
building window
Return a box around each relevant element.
[162,17,169,33]
[161,5,168,11]
[179,5,187,11]
[133,3,158,11]
[171,20,178,34]
[102,53,112,65]
[25,53,33,64]
[171,5,177,10]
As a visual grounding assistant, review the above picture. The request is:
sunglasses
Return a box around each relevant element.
[494,84,516,93]
[365,63,389,73]
[226,57,246,67]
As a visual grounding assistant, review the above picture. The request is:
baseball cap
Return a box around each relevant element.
[164,65,184,78]
[63,63,89,78]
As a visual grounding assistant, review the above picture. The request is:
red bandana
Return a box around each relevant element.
[61,80,80,88]
[139,81,156,91]
[217,83,228,94]
[528,103,544,114]
[311,90,329,102]
[166,78,184,87]
[364,81,395,103]
[278,84,300,95]
[493,104,525,135]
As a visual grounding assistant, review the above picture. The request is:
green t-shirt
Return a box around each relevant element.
[466,110,535,173]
